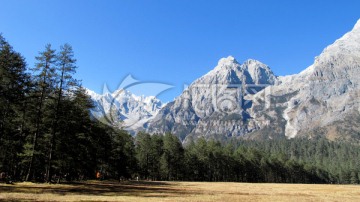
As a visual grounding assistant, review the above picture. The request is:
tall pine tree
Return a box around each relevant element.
[46,44,78,182]
[26,44,57,181]
[0,34,29,178]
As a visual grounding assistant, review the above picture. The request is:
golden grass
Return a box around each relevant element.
[1,180,360,202]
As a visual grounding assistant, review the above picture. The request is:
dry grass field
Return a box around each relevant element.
[1,180,360,202]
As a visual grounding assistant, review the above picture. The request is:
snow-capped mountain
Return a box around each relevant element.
[146,56,278,141]
[247,18,360,140]
[86,88,163,132]
[87,19,360,143]
[146,18,360,142]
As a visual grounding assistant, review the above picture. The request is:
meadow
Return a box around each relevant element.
[1,181,360,201]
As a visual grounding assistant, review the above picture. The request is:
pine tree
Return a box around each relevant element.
[26,44,57,181]
[110,128,136,180]
[135,132,152,179]
[160,133,184,180]
[54,87,96,181]
[0,34,29,179]
[149,134,163,180]
[46,44,78,182]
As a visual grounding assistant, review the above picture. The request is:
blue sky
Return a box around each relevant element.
[1,0,360,102]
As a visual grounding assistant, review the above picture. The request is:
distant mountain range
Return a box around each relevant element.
[86,88,163,132]
[87,19,360,143]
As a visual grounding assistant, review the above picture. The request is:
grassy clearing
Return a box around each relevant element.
[1,181,360,201]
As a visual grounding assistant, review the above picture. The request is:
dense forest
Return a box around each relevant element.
[1,34,360,184]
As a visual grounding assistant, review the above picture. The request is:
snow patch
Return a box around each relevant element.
[353,18,360,30]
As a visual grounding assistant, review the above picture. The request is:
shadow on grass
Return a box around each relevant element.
[0,181,201,198]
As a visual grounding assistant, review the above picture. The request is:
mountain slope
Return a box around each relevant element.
[247,19,360,141]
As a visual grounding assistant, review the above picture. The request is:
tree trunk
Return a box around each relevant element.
[46,66,64,183]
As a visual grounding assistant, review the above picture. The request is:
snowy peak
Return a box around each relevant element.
[146,56,278,141]
[86,88,163,132]
[195,56,240,85]
[242,59,270,72]
[353,18,360,30]
[242,59,277,85]
[196,56,277,86]
[212,56,241,75]
[299,19,360,78]
[322,18,360,54]
[248,18,360,140]
[85,89,102,100]
[216,55,239,68]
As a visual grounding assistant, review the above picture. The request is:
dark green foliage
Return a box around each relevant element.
[110,128,136,180]
[181,138,328,183]
[131,133,360,184]
[25,44,57,181]
[0,35,138,183]
[160,133,184,180]
[46,43,79,182]
[0,34,30,179]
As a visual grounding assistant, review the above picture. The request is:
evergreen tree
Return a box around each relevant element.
[53,87,95,181]
[110,128,136,180]
[135,132,152,179]
[149,134,163,180]
[26,44,57,181]
[160,133,184,180]
[46,43,78,182]
[0,34,29,178]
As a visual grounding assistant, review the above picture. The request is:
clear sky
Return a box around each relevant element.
[1,0,360,102]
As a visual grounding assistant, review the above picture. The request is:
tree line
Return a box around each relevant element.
[1,34,360,184]
[133,133,360,184]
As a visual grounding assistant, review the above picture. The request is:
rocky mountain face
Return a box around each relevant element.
[87,89,163,132]
[146,19,360,142]
[247,19,360,141]
[146,57,278,141]
[87,19,360,143]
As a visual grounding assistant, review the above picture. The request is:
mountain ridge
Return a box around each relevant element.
[146,57,278,141]
[87,88,163,132]
[86,18,360,143]
[247,18,360,140]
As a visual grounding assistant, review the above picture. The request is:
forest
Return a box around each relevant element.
[1,34,360,184]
